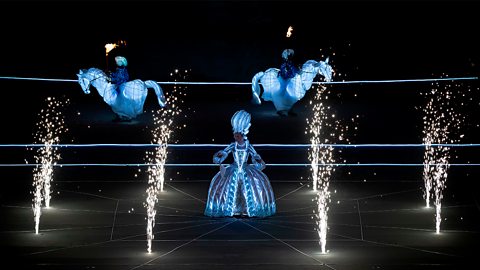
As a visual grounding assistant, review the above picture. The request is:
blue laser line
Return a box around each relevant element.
[1,163,479,167]
[1,76,477,85]
[0,76,76,82]
[314,76,478,85]
[1,143,480,148]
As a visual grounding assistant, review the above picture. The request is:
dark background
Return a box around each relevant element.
[1,0,479,81]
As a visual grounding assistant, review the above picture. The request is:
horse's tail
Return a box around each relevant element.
[251,71,264,104]
[145,80,166,107]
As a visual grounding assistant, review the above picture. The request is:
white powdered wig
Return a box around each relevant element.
[231,110,251,138]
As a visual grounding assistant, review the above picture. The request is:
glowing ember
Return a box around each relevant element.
[144,69,187,253]
[420,81,464,233]
[31,97,69,234]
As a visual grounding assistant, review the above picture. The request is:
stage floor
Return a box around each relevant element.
[1,175,479,270]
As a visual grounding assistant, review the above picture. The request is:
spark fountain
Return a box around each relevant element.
[420,81,464,233]
[144,69,188,253]
[31,97,69,234]
[306,84,351,254]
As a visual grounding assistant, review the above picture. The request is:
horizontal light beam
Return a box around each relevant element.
[1,163,478,167]
[1,76,477,85]
[1,143,480,148]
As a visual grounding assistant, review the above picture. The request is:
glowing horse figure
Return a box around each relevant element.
[77,68,166,120]
[251,58,333,116]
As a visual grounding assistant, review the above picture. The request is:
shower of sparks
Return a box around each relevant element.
[144,69,188,253]
[307,86,333,254]
[306,82,353,254]
[286,26,293,37]
[31,97,69,234]
[420,81,465,233]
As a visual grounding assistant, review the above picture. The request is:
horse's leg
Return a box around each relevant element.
[100,83,118,107]
[251,72,264,104]
[273,78,302,117]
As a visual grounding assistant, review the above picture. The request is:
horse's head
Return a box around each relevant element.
[316,57,333,82]
[77,69,91,94]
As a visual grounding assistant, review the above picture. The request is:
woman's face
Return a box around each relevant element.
[233,132,244,143]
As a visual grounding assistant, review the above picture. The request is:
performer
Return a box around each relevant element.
[279,48,300,80]
[204,110,276,218]
[109,56,130,92]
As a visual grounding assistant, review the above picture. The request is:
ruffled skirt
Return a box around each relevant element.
[204,164,276,217]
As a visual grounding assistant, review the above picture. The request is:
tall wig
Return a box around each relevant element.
[231,110,251,139]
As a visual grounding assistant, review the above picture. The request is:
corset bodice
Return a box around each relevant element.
[234,142,248,170]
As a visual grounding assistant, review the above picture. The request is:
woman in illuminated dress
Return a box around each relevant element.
[204,110,276,218]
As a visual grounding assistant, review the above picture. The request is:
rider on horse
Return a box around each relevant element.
[109,56,130,92]
[279,49,300,80]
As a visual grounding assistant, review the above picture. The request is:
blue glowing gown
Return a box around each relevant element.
[204,141,276,217]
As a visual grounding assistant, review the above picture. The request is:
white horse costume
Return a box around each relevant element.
[77,68,166,120]
[251,58,333,114]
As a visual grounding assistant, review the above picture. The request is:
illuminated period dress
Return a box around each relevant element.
[204,140,276,217]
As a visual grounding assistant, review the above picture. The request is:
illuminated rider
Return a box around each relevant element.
[109,56,129,92]
[279,49,300,80]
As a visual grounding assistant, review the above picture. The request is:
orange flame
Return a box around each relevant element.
[286,26,293,38]
[105,43,117,56]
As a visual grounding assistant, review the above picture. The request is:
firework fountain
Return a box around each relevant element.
[31,97,69,234]
[307,84,350,254]
[145,69,187,253]
[421,81,464,233]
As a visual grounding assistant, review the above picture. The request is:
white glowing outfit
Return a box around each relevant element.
[77,68,166,119]
[205,111,276,217]
[252,58,333,112]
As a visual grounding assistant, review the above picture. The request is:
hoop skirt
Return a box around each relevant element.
[204,142,276,217]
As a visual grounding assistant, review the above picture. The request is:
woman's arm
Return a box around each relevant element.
[213,143,234,164]
[248,144,266,170]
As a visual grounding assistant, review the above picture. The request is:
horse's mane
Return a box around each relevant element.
[302,60,319,68]
[304,60,318,65]
[86,67,107,77]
